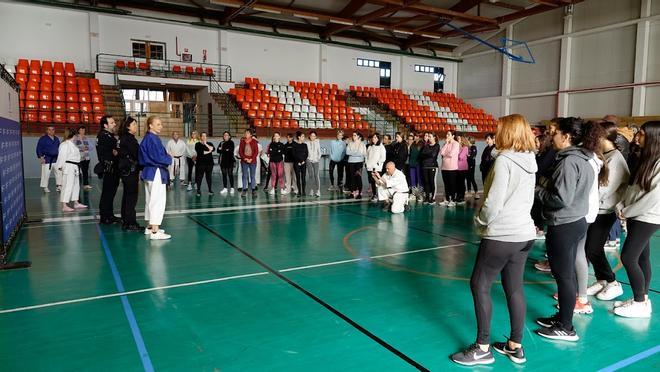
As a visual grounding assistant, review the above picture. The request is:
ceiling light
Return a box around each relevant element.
[330,19,354,26]
[253,6,281,14]
[294,13,319,20]
[363,25,384,30]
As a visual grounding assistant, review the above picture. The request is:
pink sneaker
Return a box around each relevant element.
[74,203,88,209]
[62,205,74,212]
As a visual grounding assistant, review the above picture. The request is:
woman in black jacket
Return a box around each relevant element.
[480,133,496,186]
[267,132,286,194]
[195,132,215,197]
[392,132,408,171]
[466,136,479,198]
[292,131,309,197]
[418,133,440,204]
[217,131,235,195]
[118,116,141,231]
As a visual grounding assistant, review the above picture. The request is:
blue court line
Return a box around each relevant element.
[94,222,154,372]
[598,344,660,371]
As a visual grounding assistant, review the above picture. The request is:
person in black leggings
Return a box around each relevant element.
[292,131,308,197]
[466,136,478,195]
[418,133,440,204]
[615,121,660,318]
[451,114,538,366]
[194,132,215,196]
[535,118,599,342]
[217,131,235,194]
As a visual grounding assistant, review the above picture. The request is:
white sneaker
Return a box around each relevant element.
[438,200,449,207]
[371,197,378,203]
[43,187,50,193]
[587,280,607,296]
[186,184,193,191]
[149,231,172,240]
[474,193,480,200]
[448,201,456,207]
[315,191,320,197]
[144,228,165,235]
[269,188,275,195]
[614,300,651,318]
[614,298,635,308]
[604,240,619,250]
[281,189,289,195]
[646,296,653,312]
[230,188,235,194]
[597,281,623,301]
[220,188,228,195]
[56,185,62,192]
[328,186,335,191]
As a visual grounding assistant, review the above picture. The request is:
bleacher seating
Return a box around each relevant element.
[15,59,105,126]
[351,86,497,133]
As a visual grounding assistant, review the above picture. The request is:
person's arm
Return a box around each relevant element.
[204,142,214,155]
[36,137,45,160]
[536,158,577,209]
[195,142,205,158]
[440,142,450,157]
[476,157,509,226]
[54,142,67,170]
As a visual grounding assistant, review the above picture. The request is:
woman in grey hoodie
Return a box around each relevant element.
[451,114,537,367]
[534,117,596,342]
[615,121,660,318]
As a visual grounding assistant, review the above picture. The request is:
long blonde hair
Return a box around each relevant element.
[495,114,536,152]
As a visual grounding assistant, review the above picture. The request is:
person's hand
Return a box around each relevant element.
[192,156,197,161]
[112,149,118,156]
[39,157,45,164]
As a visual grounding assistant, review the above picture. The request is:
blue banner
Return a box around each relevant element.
[0,116,25,247]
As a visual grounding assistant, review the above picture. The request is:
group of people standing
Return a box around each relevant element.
[450,115,659,367]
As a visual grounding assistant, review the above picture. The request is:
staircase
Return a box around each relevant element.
[100,85,126,125]
[346,93,402,135]
[209,93,250,136]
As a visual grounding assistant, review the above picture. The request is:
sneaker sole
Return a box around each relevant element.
[493,347,526,364]
[613,308,651,318]
[535,330,579,342]
[450,357,495,366]
[597,290,624,301]
[535,319,557,328]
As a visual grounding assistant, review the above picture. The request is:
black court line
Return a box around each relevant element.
[333,205,479,246]
[334,206,660,295]
[187,215,430,372]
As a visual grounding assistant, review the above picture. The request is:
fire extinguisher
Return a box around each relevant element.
[202,49,207,63]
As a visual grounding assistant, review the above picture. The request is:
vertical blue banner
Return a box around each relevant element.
[0,117,25,247]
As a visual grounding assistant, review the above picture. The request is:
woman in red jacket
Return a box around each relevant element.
[239,129,259,198]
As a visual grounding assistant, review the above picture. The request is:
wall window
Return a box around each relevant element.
[357,58,381,68]
[415,65,445,92]
[132,40,166,60]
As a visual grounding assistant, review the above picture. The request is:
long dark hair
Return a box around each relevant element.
[558,118,609,186]
[118,116,136,136]
[600,121,619,149]
[633,121,660,192]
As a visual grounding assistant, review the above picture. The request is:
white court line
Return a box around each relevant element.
[38,198,363,223]
[0,243,464,314]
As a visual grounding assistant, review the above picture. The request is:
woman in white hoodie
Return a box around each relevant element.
[451,114,537,367]
[55,128,88,212]
[615,121,660,318]
[366,133,386,202]
[306,131,322,197]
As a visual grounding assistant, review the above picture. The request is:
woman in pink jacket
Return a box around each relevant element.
[440,130,460,207]
[456,135,470,204]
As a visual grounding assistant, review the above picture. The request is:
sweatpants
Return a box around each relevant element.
[347,162,363,194]
[546,218,588,330]
[59,165,80,203]
[241,162,257,191]
[575,231,589,299]
[284,162,297,193]
[294,162,307,195]
[221,166,235,189]
[466,165,478,192]
[308,161,320,194]
[609,219,622,241]
[40,163,62,188]
[422,167,437,202]
[195,163,213,192]
[409,165,421,188]
[144,169,166,226]
[79,159,90,186]
[270,161,284,189]
[169,156,185,183]
[329,160,344,187]
[441,169,457,202]
[456,170,467,201]
[186,157,195,184]
[471,239,534,345]
[621,219,659,302]
[585,213,618,283]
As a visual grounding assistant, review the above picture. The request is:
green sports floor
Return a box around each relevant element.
[1,176,658,371]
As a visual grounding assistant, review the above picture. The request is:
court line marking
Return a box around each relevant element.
[188,215,430,371]
[36,198,363,223]
[0,243,462,315]
[94,220,154,372]
[598,344,660,371]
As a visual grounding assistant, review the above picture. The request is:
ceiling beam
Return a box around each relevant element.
[322,1,419,38]
[450,0,483,13]
[367,0,497,25]
[336,0,368,18]
[220,0,258,24]
[495,4,555,23]
[480,1,525,11]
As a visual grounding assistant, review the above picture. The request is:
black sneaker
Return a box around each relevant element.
[241,191,247,198]
[536,313,561,328]
[536,325,579,342]
[450,344,495,366]
[493,341,526,364]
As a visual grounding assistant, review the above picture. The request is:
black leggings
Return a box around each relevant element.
[120,172,139,226]
[186,157,195,183]
[294,162,307,195]
[329,160,344,187]
[347,162,363,194]
[621,219,659,302]
[195,163,213,192]
[456,170,467,201]
[441,169,457,201]
[471,239,534,345]
[79,159,90,186]
[368,170,378,197]
[466,165,478,192]
[585,213,618,283]
[546,218,588,330]
[221,166,234,188]
[422,168,437,202]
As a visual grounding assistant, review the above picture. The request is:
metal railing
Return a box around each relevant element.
[96,53,232,83]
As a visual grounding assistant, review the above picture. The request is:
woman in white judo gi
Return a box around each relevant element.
[55,129,88,212]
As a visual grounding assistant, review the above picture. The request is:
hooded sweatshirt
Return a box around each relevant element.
[586,154,603,223]
[622,160,660,224]
[441,141,459,170]
[599,149,629,214]
[329,139,346,163]
[365,143,386,171]
[536,146,595,226]
[476,150,538,242]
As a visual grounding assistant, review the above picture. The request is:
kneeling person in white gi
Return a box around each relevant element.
[55,129,88,212]
[373,161,409,213]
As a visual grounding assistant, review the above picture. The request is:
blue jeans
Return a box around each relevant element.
[609,218,622,241]
[241,162,257,191]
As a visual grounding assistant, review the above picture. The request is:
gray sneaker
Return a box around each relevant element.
[450,344,495,366]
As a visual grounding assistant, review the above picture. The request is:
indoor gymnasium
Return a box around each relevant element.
[0,0,659,370]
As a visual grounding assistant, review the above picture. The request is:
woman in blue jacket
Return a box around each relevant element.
[139,116,172,240]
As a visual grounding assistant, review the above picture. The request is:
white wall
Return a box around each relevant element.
[458,0,660,122]
[0,1,458,93]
